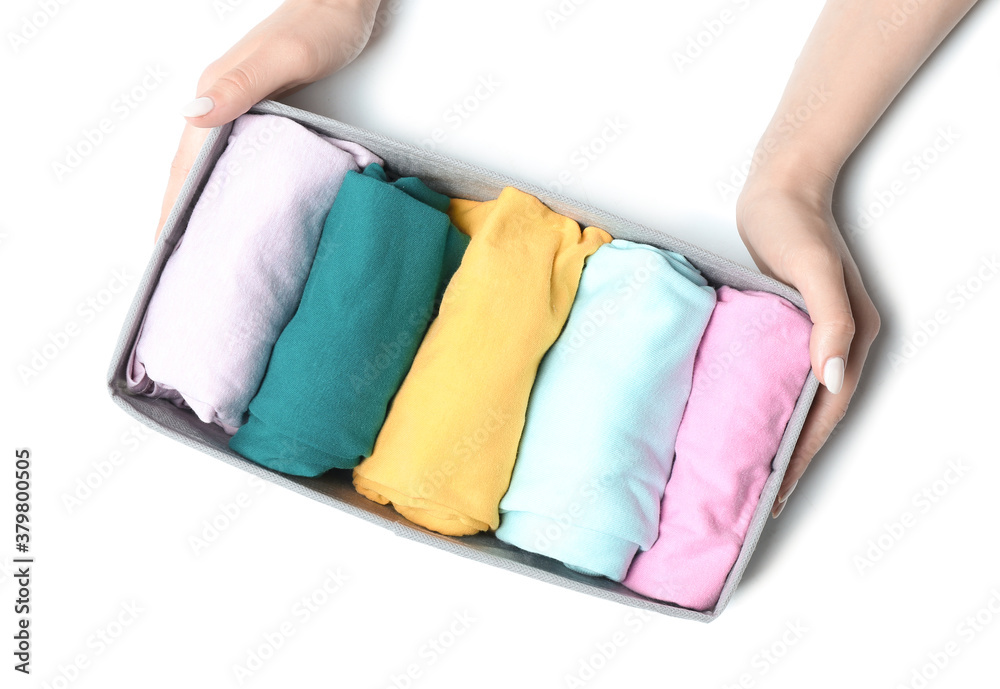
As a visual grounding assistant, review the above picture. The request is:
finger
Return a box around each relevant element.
[772,264,880,517]
[156,66,322,242]
[771,385,841,517]
[180,42,310,128]
[155,124,210,242]
[787,240,855,395]
[770,339,866,517]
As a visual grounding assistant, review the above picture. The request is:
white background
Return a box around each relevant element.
[2,0,999,687]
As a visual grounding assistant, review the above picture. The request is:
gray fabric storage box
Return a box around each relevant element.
[107,100,819,622]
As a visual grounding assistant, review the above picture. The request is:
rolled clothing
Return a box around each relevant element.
[229,164,470,476]
[623,286,812,610]
[128,114,381,433]
[496,240,717,581]
[353,187,612,536]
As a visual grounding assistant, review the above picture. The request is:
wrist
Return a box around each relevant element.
[736,147,838,235]
[741,138,837,199]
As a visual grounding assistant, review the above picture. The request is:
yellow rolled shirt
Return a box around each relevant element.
[353,187,612,536]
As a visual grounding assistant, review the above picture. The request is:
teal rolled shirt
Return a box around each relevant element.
[230,164,469,475]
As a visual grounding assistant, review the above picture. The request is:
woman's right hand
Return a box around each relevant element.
[155,0,382,240]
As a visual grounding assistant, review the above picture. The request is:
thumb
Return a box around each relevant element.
[180,51,291,128]
[791,243,855,394]
[155,123,210,242]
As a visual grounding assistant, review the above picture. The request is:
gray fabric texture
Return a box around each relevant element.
[107,100,819,622]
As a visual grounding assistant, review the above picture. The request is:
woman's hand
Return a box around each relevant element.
[734,0,976,516]
[737,163,880,517]
[155,0,381,240]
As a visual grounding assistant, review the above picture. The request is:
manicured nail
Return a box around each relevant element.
[778,480,798,504]
[772,480,798,518]
[823,357,845,394]
[181,96,215,118]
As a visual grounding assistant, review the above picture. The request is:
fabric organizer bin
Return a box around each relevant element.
[106,99,819,622]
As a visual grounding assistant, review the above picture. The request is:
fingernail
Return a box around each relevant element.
[181,96,215,118]
[772,481,797,519]
[778,480,798,504]
[823,357,845,394]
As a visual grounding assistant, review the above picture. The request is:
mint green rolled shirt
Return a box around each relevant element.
[497,239,717,581]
